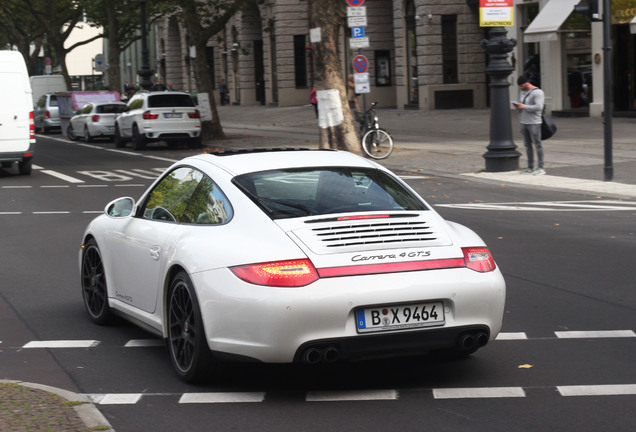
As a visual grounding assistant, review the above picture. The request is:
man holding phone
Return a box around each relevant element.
[513,75,546,175]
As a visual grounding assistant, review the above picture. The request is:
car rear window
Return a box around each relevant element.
[233,167,428,219]
[49,95,58,106]
[96,104,127,114]
[147,94,195,108]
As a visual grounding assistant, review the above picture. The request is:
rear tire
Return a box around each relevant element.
[167,271,216,383]
[132,124,146,150]
[361,128,393,160]
[114,124,126,148]
[18,159,32,175]
[67,124,78,141]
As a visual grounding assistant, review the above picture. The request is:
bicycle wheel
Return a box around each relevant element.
[361,128,393,159]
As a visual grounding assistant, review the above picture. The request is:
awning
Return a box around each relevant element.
[631,15,636,34]
[523,0,582,43]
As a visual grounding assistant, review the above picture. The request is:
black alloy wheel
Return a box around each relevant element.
[81,239,111,324]
[67,124,78,141]
[167,271,215,382]
[114,124,125,148]
[132,124,146,150]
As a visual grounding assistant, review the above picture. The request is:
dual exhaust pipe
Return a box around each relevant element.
[302,346,340,364]
[458,332,489,352]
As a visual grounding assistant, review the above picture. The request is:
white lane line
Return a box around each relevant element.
[306,389,398,402]
[433,387,526,399]
[88,394,144,404]
[40,169,85,183]
[32,211,71,215]
[115,184,146,187]
[1,185,31,189]
[124,339,164,348]
[179,392,265,404]
[41,185,70,188]
[22,340,100,348]
[555,330,636,339]
[77,185,108,188]
[496,332,528,340]
[558,384,636,397]
[0,212,22,215]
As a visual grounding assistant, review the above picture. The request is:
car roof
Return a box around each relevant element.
[90,101,126,105]
[188,149,379,176]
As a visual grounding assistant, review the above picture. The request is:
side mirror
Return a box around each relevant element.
[105,197,135,218]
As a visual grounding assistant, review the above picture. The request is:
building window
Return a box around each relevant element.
[294,35,308,88]
[441,15,458,84]
[375,50,391,86]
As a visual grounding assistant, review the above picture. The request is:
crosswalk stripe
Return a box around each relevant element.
[179,392,265,403]
[433,387,526,399]
[22,340,100,348]
[40,169,85,183]
[555,330,636,339]
[496,332,528,340]
[306,389,398,402]
[558,384,636,397]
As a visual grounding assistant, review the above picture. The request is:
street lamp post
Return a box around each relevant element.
[481,26,521,172]
[138,0,154,91]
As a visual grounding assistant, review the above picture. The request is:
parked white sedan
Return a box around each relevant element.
[67,101,127,142]
[80,149,506,382]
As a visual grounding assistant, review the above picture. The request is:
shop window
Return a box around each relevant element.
[294,35,308,88]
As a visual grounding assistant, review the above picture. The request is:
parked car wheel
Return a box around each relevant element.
[81,239,112,325]
[167,271,216,383]
[114,124,126,148]
[67,124,78,141]
[187,136,202,149]
[132,124,146,150]
[84,126,93,143]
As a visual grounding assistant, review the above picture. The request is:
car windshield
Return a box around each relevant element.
[233,167,428,219]
[96,104,127,114]
[147,94,194,108]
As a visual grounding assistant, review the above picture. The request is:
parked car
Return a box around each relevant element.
[67,101,127,142]
[30,75,67,106]
[34,93,61,133]
[80,149,506,382]
[0,50,35,175]
[114,91,201,150]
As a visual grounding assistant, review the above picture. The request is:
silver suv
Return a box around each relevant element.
[114,91,201,150]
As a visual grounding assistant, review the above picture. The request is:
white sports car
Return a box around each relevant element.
[80,149,505,382]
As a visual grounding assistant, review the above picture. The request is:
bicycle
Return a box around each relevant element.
[357,101,394,160]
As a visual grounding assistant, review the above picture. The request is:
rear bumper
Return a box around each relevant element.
[0,144,35,162]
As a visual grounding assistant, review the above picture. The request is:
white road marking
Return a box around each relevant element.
[88,393,144,404]
[433,387,526,399]
[306,389,398,402]
[555,330,636,339]
[22,340,100,348]
[1,185,31,189]
[124,339,164,347]
[558,384,636,397]
[32,211,70,215]
[496,332,528,340]
[437,200,636,211]
[179,392,266,404]
[40,169,85,183]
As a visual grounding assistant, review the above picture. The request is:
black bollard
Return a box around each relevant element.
[481,27,521,172]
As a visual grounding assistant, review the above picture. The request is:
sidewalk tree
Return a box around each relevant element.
[178,0,262,140]
[22,0,103,89]
[78,0,176,95]
[0,0,45,74]
[309,0,360,153]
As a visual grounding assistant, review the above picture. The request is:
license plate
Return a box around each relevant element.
[356,302,444,333]
[107,126,113,132]
[164,113,182,118]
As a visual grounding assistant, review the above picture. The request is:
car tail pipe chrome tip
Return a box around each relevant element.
[457,332,489,351]
[301,346,340,364]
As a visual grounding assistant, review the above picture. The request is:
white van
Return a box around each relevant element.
[30,75,67,105]
[0,51,35,175]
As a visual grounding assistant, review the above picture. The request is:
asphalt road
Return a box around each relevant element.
[1,132,635,432]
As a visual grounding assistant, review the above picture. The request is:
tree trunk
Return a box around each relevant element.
[309,0,360,154]
[106,3,122,94]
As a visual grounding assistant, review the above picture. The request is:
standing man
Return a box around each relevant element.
[513,75,546,175]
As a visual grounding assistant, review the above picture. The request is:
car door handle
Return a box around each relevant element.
[149,246,161,260]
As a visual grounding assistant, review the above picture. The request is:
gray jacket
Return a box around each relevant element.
[519,88,544,125]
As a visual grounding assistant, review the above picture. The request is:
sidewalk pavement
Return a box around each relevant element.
[3,104,634,432]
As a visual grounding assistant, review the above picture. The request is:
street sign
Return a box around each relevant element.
[354,73,370,94]
[479,0,514,27]
[349,37,370,49]
[353,55,369,74]
[94,54,105,72]
[348,15,367,27]
[346,0,365,6]
[347,6,366,17]
[352,27,365,38]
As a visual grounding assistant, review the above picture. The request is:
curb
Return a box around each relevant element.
[0,380,114,432]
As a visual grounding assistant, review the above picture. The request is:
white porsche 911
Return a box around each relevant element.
[80,149,505,382]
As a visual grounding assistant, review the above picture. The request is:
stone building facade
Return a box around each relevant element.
[150,0,489,110]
